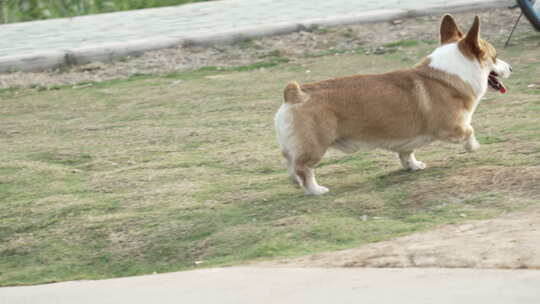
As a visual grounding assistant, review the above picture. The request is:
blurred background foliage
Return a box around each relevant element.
[0,0,210,23]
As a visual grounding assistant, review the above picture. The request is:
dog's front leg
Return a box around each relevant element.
[464,126,480,152]
[438,124,480,152]
[398,151,426,171]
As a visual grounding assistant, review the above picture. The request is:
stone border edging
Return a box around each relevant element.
[0,0,513,73]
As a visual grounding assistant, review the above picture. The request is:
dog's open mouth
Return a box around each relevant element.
[488,71,506,94]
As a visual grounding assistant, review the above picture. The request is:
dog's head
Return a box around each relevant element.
[439,14,512,93]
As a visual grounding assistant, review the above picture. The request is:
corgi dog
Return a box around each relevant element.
[274,14,512,195]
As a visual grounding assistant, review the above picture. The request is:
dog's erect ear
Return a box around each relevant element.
[463,16,481,52]
[440,14,463,44]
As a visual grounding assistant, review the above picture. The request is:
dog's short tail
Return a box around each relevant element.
[283,81,307,104]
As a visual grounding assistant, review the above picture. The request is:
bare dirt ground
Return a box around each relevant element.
[0,7,534,88]
[259,205,540,269]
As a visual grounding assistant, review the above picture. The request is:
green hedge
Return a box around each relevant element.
[0,0,210,23]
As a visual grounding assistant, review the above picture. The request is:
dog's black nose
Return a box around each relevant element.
[509,65,513,72]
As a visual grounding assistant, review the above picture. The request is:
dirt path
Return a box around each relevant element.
[260,205,540,269]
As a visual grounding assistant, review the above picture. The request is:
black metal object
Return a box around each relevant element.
[517,0,540,31]
[505,12,523,48]
[505,0,540,48]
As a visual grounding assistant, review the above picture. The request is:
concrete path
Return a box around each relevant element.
[2,267,540,304]
[0,0,512,72]
[0,0,501,57]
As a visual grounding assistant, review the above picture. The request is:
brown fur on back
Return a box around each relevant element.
[288,59,476,147]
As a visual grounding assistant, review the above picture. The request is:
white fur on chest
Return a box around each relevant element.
[428,43,488,98]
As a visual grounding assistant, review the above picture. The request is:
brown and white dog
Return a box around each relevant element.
[274,14,512,195]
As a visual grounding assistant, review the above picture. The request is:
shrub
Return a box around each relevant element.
[0,0,209,23]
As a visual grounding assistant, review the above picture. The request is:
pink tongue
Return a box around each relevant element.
[499,84,507,94]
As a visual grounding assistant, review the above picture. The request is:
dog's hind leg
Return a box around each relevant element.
[282,151,299,186]
[398,151,426,171]
[279,130,328,194]
[280,146,328,194]
[294,153,328,195]
[275,102,334,195]
[278,125,329,195]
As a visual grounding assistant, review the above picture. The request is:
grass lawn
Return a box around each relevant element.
[1,34,539,286]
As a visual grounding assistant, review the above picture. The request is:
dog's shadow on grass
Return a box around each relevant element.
[330,165,451,195]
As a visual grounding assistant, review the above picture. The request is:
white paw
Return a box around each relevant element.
[409,161,426,171]
[306,186,329,195]
[465,138,480,152]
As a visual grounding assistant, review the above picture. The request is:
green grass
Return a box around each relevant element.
[383,39,421,48]
[1,36,539,286]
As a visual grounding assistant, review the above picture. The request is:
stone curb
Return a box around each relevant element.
[0,0,513,73]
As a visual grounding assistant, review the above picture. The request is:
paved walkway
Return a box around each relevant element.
[0,0,509,58]
[2,267,540,304]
